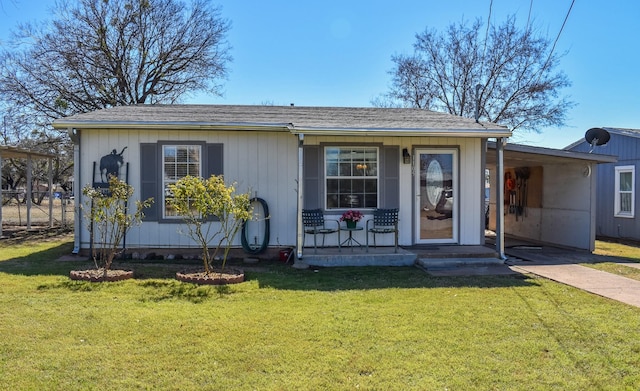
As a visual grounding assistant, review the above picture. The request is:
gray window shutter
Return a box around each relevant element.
[140,143,158,221]
[207,144,224,176]
[303,145,320,209]
[381,146,400,208]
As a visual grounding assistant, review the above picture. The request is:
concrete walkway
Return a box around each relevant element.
[504,245,640,308]
[508,262,640,308]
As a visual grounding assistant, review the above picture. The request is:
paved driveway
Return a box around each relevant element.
[422,240,640,308]
[505,245,640,308]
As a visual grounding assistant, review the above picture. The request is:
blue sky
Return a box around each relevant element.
[1,0,639,149]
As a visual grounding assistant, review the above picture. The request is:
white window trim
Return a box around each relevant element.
[162,144,203,219]
[614,165,635,218]
[324,146,380,210]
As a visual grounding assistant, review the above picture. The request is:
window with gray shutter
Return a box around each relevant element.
[163,144,202,218]
[140,141,223,222]
[302,144,399,211]
[140,143,158,221]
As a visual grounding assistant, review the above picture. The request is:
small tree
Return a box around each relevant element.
[82,176,153,276]
[168,175,252,274]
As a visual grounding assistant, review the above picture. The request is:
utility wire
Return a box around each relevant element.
[532,0,575,85]
[545,0,575,69]
[526,0,534,32]
[477,0,494,119]
[515,0,575,130]
[481,0,493,63]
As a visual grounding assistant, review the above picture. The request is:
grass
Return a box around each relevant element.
[594,239,640,262]
[583,262,640,282]
[583,239,640,282]
[0,235,639,390]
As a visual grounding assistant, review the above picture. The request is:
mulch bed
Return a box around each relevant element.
[69,269,134,282]
[175,268,245,285]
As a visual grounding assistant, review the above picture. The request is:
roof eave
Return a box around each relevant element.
[52,120,293,132]
[487,141,618,163]
[53,121,511,138]
[291,127,511,137]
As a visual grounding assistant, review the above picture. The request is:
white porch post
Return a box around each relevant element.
[296,134,304,259]
[495,137,507,260]
[0,149,3,237]
[70,128,81,254]
[48,158,53,228]
[26,155,32,230]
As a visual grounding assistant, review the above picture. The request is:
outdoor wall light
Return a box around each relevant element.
[402,148,411,164]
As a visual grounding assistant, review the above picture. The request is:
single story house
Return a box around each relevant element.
[53,104,513,259]
[566,127,639,242]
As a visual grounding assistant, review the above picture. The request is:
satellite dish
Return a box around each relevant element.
[585,127,610,153]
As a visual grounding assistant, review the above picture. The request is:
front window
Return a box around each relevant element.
[163,145,202,218]
[325,146,378,209]
[615,165,635,218]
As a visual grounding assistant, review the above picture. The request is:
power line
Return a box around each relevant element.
[479,0,494,92]
[482,0,493,60]
[526,0,534,31]
[517,0,575,130]
[546,0,575,67]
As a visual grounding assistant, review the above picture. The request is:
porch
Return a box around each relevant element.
[294,244,499,268]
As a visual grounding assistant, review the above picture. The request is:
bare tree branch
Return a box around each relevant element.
[0,0,232,189]
[376,16,573,132]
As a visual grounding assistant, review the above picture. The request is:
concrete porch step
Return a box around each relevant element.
[409,245,498,259]
[297,247,417,267]
[416,257,505,268]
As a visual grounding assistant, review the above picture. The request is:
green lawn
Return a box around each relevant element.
[585,240,640,282]
[594,239,640,262]
[1,235,639,390]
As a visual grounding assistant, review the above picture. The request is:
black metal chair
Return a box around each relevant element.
[366,208,399,252]
[302,209,340,252]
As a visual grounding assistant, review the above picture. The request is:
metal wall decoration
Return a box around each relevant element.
[99,147,128,183]
[90,147,131,256]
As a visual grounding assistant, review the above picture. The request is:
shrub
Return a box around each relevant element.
[167,175,252,274]
[82,177,153,274]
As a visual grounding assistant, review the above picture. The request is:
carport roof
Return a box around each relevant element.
[0,146,57,160]
[486,141,617,166]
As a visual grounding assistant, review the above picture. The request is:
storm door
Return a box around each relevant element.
[414,149,458,244]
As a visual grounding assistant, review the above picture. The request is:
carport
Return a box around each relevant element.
[486,142,617,251]
[0,146,57,237]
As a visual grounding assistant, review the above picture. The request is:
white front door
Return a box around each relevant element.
[414,149,458,244]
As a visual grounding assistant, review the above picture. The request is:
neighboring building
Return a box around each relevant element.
[566,128,639,242]
[53,104,511,257]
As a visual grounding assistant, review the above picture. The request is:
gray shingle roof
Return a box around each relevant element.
[53,104,510,137]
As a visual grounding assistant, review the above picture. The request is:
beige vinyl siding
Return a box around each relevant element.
[78,128,298,249]
[78,129,487,249]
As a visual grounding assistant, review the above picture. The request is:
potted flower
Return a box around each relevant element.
[340,210,363,228]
